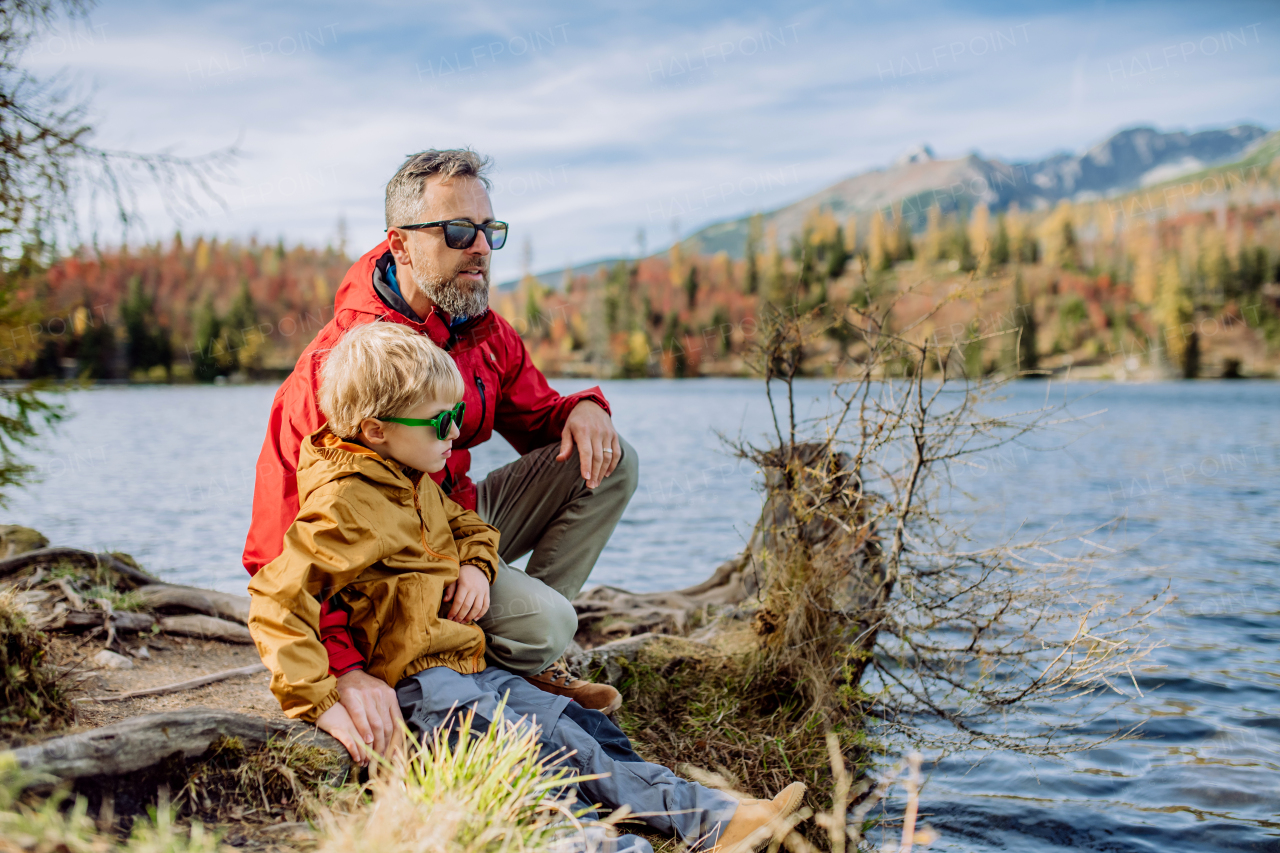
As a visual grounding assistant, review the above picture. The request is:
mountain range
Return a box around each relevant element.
[504,123,1269,289]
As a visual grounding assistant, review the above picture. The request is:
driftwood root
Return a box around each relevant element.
[4,706,347,788]
[134,584,250,624]
[0,547,161,588]
[48,608,156,633]
[157,614,254,644]
[571,552,757,648]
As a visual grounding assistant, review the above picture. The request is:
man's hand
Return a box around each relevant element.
[443,563,491,623]
[335,669,405,763]
[556,400,620,489]
[316,700,374,766]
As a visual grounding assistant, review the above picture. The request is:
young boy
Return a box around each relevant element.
[247,322,804,852]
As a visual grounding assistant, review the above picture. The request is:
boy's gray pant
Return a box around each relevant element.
[475,437,638,675]
[399,666,738,850]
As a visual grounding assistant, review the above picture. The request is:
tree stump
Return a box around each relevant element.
[571,442,887,690]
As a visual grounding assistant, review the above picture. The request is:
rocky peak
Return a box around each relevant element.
[894,143,936,166]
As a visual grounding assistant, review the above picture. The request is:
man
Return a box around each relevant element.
[243,148,638,760]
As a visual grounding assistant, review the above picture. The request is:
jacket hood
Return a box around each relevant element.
[295,428,417,505]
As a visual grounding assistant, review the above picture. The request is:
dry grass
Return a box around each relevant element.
[0,699,627,853]
[605,627,874,843]
[178,734,350,826]
[311,701,624,853]
[0,759,224,853]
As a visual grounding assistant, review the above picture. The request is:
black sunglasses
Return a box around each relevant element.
[396,219,508,250]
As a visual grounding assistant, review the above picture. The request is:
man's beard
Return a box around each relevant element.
[413,261,490,320]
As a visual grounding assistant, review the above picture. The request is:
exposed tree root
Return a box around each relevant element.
[6,706,347,788]
[0,548,160,589]
[73,664,267,704]
[134,584,249,624]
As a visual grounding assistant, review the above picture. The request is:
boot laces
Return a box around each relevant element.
[541,661,575,687]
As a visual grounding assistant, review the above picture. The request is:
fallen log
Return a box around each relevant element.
[4,707,347,787]
[50,608,157,633]
[0,547,161,588]
[74,663,268,703]
[157,614,254,644]
[135,584,250,624]
[39,605,252,643]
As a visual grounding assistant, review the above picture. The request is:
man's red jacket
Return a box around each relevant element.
[242,240,610,674]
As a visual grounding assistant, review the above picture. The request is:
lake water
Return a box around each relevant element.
[6,379,1279,852]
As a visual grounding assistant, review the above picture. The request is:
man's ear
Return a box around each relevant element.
[358,417,388,446]
[387,227,412,267]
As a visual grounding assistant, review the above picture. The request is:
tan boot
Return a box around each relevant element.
[712,782,806,853]
[523,662,623,714]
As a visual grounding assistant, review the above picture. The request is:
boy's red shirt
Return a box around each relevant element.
[242,239,610,674]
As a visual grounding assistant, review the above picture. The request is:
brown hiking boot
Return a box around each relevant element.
[712,782,806,853]
[523,662,623,714]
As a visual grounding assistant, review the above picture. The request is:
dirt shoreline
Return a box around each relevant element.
[51,634,280,734]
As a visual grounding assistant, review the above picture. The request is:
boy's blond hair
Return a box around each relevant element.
[319,322,464,439]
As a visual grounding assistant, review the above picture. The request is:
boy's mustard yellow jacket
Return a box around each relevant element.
[247,427,499,723]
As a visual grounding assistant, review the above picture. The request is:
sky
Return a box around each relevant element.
[22,0,1280,283]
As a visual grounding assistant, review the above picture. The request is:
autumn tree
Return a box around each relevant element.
[119,275,172,379]
[1156,256,1196,377]
[224,279,260,374]
[603,260,628,333]
[923,204,942,262]
[1008,272,1038,374]
[893,208,914,262]
[1040,201,1079,270]
[0,0,234,492]
[744,213,762,295]
[868,212,889,271]
[683,264,699,309]
[968,202,990,268]
[990,214,1011,266]
[190,294,223,382]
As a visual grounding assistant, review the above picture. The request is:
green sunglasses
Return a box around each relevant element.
[380,401,466,440]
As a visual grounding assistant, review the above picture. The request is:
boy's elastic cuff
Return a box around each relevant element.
[461,558,496,584]
[305,688,342,724]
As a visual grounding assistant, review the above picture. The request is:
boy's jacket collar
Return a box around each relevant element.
[296,428,422,504]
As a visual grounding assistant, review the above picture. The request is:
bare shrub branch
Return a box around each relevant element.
[1,0,238,255]
[731,270,1169,762]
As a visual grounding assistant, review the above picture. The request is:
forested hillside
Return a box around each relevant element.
[6,140,1279,382]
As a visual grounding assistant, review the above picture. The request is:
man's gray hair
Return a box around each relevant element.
[384,149,493,229]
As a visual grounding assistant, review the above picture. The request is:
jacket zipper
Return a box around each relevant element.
[441,310,487,352]
[461,374,486,445]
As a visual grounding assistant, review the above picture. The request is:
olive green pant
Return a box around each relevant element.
[474,437,638,675]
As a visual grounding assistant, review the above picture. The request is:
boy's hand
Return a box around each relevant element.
[443,563,491,623]
[317,700,376,766]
